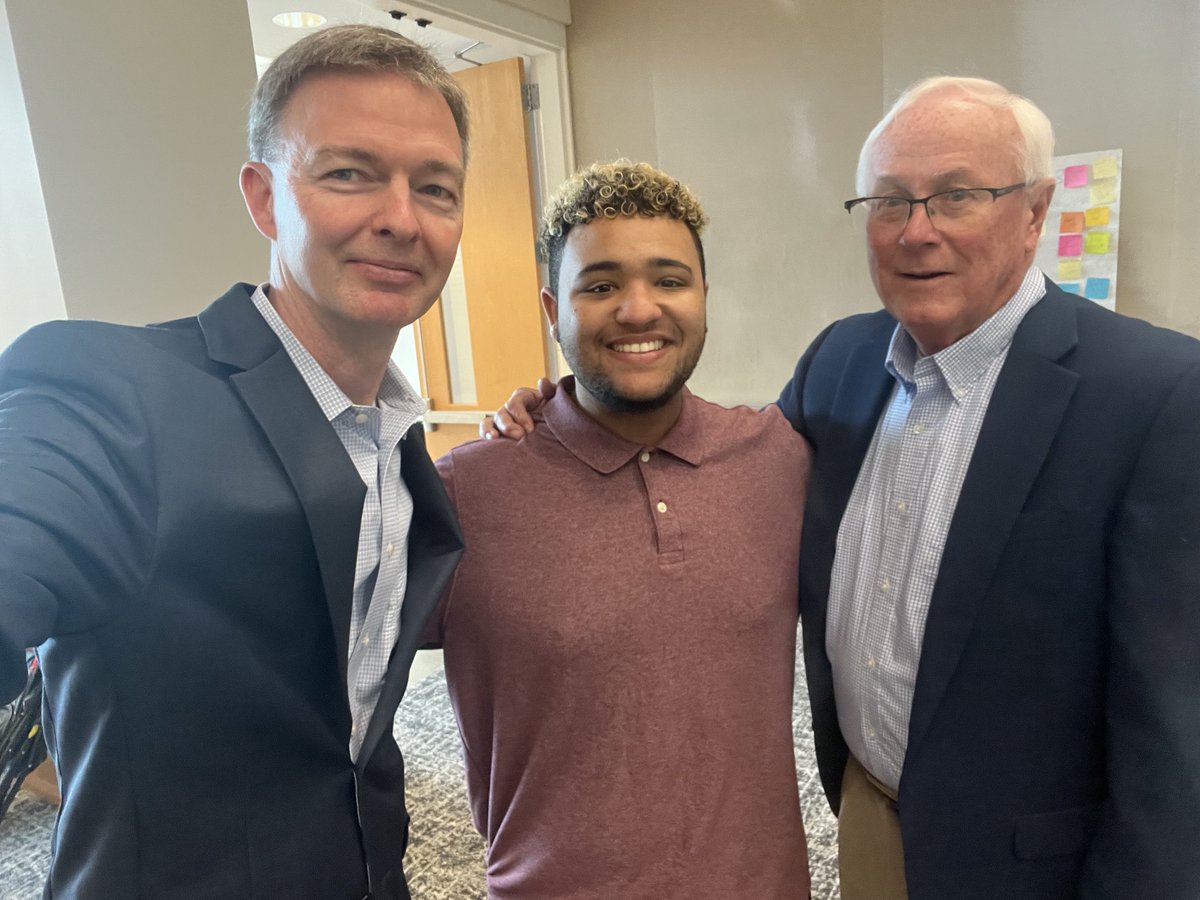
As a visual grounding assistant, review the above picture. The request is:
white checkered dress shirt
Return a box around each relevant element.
[252,287,426,761]
[827,265,1046,792]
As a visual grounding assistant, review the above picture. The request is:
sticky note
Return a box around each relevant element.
[1063,165,1090,188]
[1084,207,1110,227]
[1058,234,1084,256]
[1059,212,1085,233]
[1090,180,1117,205]
[1084,231,1111,254]
[1084,277,1111,300]
[1058,259,1083,281]
[1092,156,1119,179]
[1058,282,1081,295]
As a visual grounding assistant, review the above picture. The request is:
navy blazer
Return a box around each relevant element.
[778,280,1200,899]
[0,284,463,899]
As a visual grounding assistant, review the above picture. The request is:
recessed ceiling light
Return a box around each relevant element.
[272,11,326,29]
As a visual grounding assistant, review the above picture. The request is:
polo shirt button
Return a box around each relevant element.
[640,451,651,463]
[656,501,668,513]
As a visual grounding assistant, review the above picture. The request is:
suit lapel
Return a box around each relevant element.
[199,286,365,680]
[358,424,463,766]
[905,284,1080,762]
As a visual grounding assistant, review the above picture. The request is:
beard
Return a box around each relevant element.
[561,333,705,415]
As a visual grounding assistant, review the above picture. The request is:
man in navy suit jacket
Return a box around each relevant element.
[0,25,466,899]
[777,76,1200,899]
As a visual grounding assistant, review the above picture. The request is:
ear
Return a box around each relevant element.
[1026,176,1055,249]
[240,162,278,241]
[540,287,560,337]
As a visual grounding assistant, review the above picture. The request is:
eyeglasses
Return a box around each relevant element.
[844,183,1026,230]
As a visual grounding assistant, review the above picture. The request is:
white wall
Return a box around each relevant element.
[566,0,1200,406]
[0,0,65,349]
[4,0,265,328]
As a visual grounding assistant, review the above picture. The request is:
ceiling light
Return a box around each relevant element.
[272,11,326,29]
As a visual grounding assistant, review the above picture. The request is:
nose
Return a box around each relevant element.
[374,185,421,243]
[615,282,663,325]
[898,200,940,246]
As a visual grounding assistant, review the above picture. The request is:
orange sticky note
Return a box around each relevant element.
[1092,156,1119,179]
[1084,207,1110,227]
[1058,259,1083,281]
[1084,231,1111,254]
[1090,180,1117,205]
[1059,212,1085,233]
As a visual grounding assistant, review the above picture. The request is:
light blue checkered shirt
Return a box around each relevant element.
[252,286,426,761]
[827,265,1046,792]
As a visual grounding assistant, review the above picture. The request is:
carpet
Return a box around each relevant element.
[0,634,839,899]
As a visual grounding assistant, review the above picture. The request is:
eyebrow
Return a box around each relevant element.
[872,168,979,194]
[574,258,694,280]
[309,148,466,185]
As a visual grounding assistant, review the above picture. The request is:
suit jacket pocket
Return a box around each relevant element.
[1012,803,1101,859]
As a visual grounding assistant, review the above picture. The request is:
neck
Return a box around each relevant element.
[572,383,684,447]
[266,285,396,405]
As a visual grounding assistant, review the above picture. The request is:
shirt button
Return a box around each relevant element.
[640,451,651,463]
[895,500,907,513]
[355,412,368,424]
[880,578,890,592]
[362,635,370,646]
[656,501,668,513]
[867,657,877,669]
[387,542,395,558]
[351,724,357,736]
[911,423,924,435]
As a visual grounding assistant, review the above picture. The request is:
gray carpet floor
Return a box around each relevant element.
[0,635,839,899]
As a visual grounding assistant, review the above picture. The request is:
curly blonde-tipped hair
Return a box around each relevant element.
[539,160,709,296]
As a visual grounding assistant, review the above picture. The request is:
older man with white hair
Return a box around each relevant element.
[779,76,1200,899]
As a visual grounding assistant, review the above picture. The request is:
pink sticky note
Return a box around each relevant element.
[1058,234,1084,257]
[1063,165,1089,188]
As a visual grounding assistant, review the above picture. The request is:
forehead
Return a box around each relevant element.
[868,93,1022,189]
[276,69,462,165]
[563,215,700,267]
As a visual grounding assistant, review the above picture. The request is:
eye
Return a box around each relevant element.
[943,189,972,203]
[419,182,461,207]
[873,196,909,211]
[659,277,687,288]
[582,282,616,294]
[324,169,362,182]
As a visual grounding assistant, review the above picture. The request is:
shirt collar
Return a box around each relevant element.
[251,284,426,422]
[885,264,1047,396]
[541,376,705,474]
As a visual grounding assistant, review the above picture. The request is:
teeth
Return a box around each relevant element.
[612,340,665,354]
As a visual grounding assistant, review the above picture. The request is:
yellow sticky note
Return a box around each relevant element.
[1058,258,1083,281]
[1084,207,1110,227]
[1092,156,1119,179]
[1084,231,1111,254]
[1090,180,1117,205]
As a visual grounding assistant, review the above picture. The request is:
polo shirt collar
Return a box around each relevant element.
[542,376,705,474]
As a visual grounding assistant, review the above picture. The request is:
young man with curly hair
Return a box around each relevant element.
[422,161,813,899]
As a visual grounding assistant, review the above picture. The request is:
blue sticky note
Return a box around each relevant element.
[1058,282,1081,295]
[1084,277,1110,300]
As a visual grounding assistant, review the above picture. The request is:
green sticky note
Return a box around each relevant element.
[1084,231,1111,254]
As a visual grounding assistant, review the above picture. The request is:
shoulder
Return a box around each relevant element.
[690,395,813,473]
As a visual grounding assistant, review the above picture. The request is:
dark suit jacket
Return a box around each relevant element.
[778,280,1200,899]
[0,284,463,899]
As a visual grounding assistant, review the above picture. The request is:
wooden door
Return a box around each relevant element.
[418,57,548,458]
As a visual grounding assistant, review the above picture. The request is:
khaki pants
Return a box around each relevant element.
[837,755,908,900]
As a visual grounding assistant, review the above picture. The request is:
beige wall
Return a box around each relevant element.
[5,0,265,328]
[0,1,65,349]
[566,0,1200,406]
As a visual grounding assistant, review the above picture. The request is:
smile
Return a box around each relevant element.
[611,340,666,354]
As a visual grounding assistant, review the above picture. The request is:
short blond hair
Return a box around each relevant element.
[539,160,709,296]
